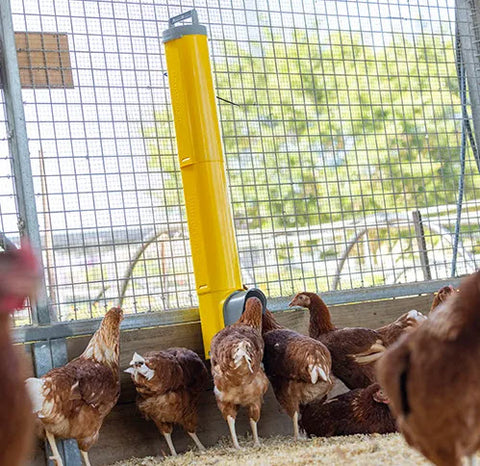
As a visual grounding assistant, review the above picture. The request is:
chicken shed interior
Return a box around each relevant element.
[1,0,480,465]
[20,292,435,465]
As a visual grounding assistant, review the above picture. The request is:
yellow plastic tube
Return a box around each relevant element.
[163,11,243,357]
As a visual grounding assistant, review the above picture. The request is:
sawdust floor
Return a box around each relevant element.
[110,432,476,465]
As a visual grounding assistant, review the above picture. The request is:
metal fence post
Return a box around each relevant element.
[0,0,52,325]
[457,0,480,173]
[0,1,81,464]
[412,210,432,281]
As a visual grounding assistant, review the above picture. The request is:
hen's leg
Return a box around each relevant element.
[216,400,240,449]
[227,415,241,449]
[248,402,261,447]
[45,431,63,466]
[154,421,177,456]
[162,432,177,456]
[469,456,476,466]
[180,407,205,451]
[249,418,260,447]
[188,432,206,451]
[80,450,91,466]
[293,411,300,440]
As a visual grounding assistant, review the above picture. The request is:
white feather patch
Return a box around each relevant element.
[213,386,223,401]
[407,309,427,322]
[137,363,155,381]
[25,377,45,414]
[308,364,329,384]
[130,352,145,366]
[233,341,253,373]
[317,367,328,382]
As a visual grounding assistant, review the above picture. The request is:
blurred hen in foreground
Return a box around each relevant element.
[378,271,480,466]
[0,243,40,466]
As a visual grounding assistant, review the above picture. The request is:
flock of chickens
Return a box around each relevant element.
[1,243,480,466]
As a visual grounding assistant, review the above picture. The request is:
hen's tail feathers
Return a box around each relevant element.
[233,341,254,373]
[25,377,45,415]
[352,340,386,365]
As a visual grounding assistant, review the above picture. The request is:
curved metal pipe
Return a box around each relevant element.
[118,230,169,309]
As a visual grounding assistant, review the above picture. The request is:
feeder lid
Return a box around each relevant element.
[163,9,207,43]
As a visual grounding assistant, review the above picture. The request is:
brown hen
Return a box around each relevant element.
[210,296,269,448]
[125,348,208,456]
[0,244,40,466]
[429,285,457,315]
[377,271,480,466]
[262,309,333,439]
[26,306,123,466]
[290,292,385,389]
[376,309,426,347]
[300,382,396,437]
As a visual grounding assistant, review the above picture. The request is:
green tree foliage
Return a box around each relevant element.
[146,30,476,229]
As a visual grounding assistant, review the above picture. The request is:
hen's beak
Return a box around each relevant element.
[288,299,296,307]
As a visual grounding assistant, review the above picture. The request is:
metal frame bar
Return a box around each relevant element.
[13,307,199,344]
[412,210,432,281]
[0,0,51,325]
[14,277,461,344]
[457,0,480,173]
[0,1,79,462]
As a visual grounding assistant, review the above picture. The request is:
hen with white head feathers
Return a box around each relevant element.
[125,347,208,457]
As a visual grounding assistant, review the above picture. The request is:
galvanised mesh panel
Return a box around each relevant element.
[3,0,479,324]
[210,0,480,295]
[11,0,195,321]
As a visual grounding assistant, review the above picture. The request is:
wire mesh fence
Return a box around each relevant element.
[1,0,479,326]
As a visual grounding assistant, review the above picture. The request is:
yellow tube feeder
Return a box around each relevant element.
[163,10,245,357]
